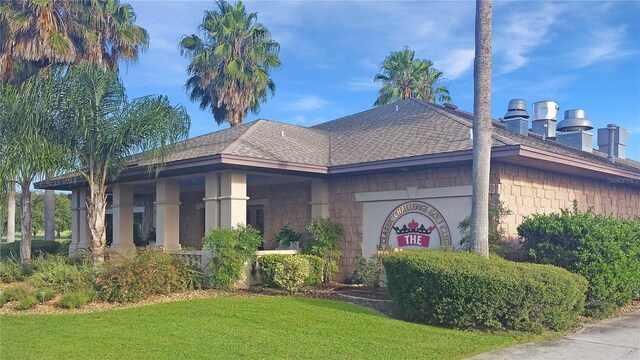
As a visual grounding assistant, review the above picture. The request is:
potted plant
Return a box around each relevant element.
[274,225,302,249]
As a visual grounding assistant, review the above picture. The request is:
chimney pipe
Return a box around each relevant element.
[607,123,616,164]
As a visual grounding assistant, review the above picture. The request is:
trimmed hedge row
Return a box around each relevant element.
[259,254,323,288]
[382,250,588,332]
[519,208,640,318]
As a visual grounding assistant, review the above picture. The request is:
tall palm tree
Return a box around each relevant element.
[55,65,190,262]
[180,0,281,127]
[470,0,492,258]
[373,47,451,106]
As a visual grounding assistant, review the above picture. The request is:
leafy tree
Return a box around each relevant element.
[304,218,344,283]
[54,64,190,262]
[470,0,493,257]
[55,194,72,238]
[373,47,451,106]
[180,0,281,127]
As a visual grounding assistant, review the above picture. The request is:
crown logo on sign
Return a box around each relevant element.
[393,219,436,235]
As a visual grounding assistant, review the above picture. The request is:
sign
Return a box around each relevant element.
[380,201,451,250]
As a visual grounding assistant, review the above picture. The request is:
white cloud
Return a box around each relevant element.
[572,26,630,68]
[281,95,329,111]
[434,49,475,80]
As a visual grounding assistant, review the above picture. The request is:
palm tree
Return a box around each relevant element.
[470,0,492,258]
[55,64,190,262]
[373,47,451,106]
[180,0,281,127]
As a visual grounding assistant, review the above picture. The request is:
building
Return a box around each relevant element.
[36,99,640,279]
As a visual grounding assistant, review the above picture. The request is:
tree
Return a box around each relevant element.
[470,0,492,258]
[0,77,68,261]
[180,0,281,127]
[55,193,72,238]
[373,47,451,106]
[55,64,190,262]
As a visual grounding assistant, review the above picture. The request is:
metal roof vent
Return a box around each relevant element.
[557,109,593,132]
[503,99,529,136]
[531,101,559,139]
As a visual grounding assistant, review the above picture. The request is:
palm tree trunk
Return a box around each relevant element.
[471,0,492,258]
[87,184,107,263]
[44,189,56,241]
[7,181,16,243]
[20,183,32,262]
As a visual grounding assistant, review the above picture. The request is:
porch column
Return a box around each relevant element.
[310,179,330,218]
[155,179,181,251]
[204,172,221,232]
[70,188,91,251]
[111,184,135,252]
[219,171,248,227]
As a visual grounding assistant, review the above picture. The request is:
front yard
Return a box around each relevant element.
[0,296,546,360]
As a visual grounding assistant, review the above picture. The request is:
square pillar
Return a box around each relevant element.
[70,188,91,251]
[310,179,330,218]
[203,172,221,232]
[156,179,181,251]
[110,184,135,252]
[219,171,248,227]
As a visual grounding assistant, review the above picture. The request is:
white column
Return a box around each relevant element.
[155,179,181,251]
[219,171,248,227]
[203,172,221,232]
[111,184,135,252]
[310,179,330,218]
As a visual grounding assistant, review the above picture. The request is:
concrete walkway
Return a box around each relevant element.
[467,310,640,360]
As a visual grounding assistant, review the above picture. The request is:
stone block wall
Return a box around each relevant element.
[179,191,205,249]
[248,181,311,248]
[495,163,640,239]
[328,166,476,279]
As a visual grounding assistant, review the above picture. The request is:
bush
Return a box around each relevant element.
[259,254,324,288]
[0,240,69,259]
[304,218,344,282]
[16,295,38,310]
[274,256,310,294]
[28,255,94,293]
[58,289,96,309]
[352,257,386,288]
[273,224,302,248]
[202,226,262,291]
[519,205,640,318]
[458,201,512,256]
[96,249,203,302]
[36,288,56,302]
[0,258,26,283]
[382,250,587,332]
[1,285,36,307]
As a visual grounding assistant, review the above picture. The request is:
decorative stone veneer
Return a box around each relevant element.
[328,166,476,279]
[179,191,205,249]
[247,181,311,248]
[494,163,640,239]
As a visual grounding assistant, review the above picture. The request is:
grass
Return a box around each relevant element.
[1,231,71,243]
[0,297,551,360]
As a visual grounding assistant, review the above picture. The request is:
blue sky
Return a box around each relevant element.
[123,0,640,160]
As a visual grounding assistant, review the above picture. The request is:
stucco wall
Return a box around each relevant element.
[328,166,478,279]
[495,163,640,239]
[247,181,311,249]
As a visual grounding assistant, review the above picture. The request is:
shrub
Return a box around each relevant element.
[58,289,96,309]
[202,226,262,291]
[0,258,26,283]
[259,254,324,288]
[352,257,386,288]
[36,288,56,302]
[96,249,203,302]
[304,218,344,282]
[1,285,36,307]
[16,295,38,310]
[274,256,310,294]
[273,225,302,248]
[458,201,512,256]
[28,255,94,293]
[519,205,640,318]
[382,250,587,332]
[0,240,69,260]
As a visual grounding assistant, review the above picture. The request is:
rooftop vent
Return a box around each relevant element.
[502,99,529,136]
[555,109,594,153]
[531,101,559,139]
[598,123,628,161]
[443,103,458,110]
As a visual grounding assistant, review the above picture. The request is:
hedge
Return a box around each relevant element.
[519,207,640,318]
[259,254,323,288]
[382,250,588,332]
[0,240,69,260]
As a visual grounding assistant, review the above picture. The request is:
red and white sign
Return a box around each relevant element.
[380,201,451,250]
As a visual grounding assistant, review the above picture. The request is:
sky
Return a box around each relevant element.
[122,0,640,160]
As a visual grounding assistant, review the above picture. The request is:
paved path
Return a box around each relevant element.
[467,310,640,360]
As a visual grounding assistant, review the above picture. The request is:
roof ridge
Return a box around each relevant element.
[221,119,263,154]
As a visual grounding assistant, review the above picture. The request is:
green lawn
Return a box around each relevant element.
[0,297,547,360]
